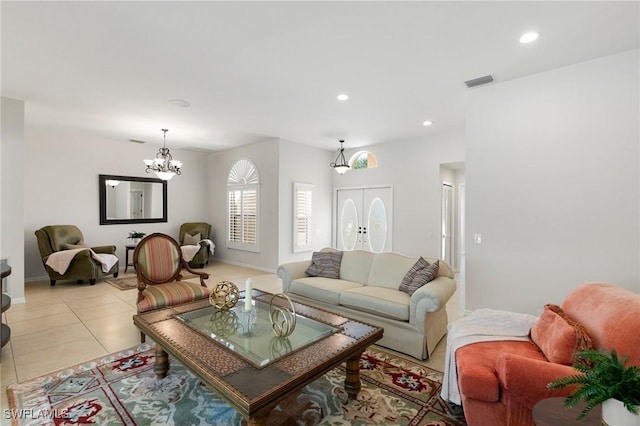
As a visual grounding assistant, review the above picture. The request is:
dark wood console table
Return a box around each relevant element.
[533,397,602,425]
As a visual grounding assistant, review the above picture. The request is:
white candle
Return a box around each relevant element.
[244,278,252,311]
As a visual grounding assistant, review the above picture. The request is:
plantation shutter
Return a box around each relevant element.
[227,159,260,252]
[293,183,313,252]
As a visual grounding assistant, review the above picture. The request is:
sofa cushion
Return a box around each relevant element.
[340,250,375,284]
[367,253,418,289]
[340,287,410,321]
[530,304,593,365]
[305,251,343,279]
[399,258,439,295]
[290,277,362,305]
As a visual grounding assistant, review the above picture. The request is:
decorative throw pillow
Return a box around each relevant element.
[399,258,439,296]
[184,232,201,245]
[530,304,594,365]
[304,251,343,279]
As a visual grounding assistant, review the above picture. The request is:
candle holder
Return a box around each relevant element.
[237,307,257,336]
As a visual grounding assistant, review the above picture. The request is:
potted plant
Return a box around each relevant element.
[127,230,146,245]
[548,349,640,424]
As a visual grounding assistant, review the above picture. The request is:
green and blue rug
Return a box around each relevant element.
[7,344,466,425]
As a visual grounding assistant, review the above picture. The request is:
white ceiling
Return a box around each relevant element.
[2,1,638,152]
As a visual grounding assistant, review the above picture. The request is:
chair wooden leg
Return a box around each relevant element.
[89,279,96,285]
[77,279,83,284]
[50,280,56,287]
[113,272,119,278]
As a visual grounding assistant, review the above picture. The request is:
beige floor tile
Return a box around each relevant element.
[1,343,17,387]
[13,337,106,382]
[9,311,80,337]
[11,323,93,357]
[72,301,136,322]
[5,302,73,323]
[87,317,141,353]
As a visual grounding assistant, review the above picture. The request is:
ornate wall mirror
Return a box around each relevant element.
[99,174,167,225]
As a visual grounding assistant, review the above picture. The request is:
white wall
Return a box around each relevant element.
[1,97,26,301]
[24,127,209,281]
[206,138,280,271]
[331,130,466,258]
[277,139,334,264]
[466,49,640,315]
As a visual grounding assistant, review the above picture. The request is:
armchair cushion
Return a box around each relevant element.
[138,281,210,313]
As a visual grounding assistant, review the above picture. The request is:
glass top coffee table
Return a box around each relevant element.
[133,289,383,425]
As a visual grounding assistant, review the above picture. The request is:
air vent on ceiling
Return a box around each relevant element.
[464,74,494,88]
[128,138,146,144]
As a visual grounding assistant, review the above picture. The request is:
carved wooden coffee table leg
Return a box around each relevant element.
[154,345,169,379]
[344,350,364,399]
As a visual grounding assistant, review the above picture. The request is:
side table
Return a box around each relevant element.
[1,263,12,349]
[533,397,602,425]
[124,245,136,273]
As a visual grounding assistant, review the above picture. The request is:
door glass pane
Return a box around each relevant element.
[367,197,387,253]
[341,199,358,251]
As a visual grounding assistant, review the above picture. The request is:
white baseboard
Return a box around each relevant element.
[214,259,276,274]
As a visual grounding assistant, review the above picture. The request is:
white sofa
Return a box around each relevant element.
[277,248,457,360]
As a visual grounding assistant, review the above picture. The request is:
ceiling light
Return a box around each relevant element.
[337,94,349,101]
[330,140,350,174]
[143,129,182,180]
[423,120,433,126]
[519,32,539,44]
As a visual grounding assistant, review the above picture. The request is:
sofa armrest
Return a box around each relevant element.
[277,260,311,293]
[91,245,117,254]
[409,276,456,331]
[496,353,577,409]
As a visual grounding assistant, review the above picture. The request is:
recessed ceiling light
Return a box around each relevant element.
[519,32,539,44]
[168,99,190,108]
[337,94,349,101]
[422,120,433,126]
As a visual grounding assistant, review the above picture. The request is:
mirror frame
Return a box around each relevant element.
[99,174,168,225]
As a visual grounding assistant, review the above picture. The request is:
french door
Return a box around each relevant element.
[336,186,392,252]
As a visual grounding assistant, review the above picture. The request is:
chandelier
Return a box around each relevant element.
[143,129,182,180]
[330,140,350,174]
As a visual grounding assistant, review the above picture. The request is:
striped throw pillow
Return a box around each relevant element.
[305,251,343,279]
[399,258,439,296]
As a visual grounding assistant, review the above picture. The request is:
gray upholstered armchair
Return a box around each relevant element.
[35,225,119,286]
[178,222,212,268]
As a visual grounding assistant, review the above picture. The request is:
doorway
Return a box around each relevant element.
[335,186,393,253]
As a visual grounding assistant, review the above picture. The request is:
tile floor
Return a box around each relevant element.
[1,260,464,420]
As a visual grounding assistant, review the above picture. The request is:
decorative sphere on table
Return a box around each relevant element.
[209,281,239,310]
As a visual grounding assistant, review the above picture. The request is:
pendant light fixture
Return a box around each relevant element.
[143,129,182,180]
[330,140,350,174]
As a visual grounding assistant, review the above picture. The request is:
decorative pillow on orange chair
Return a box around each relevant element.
[530,304,593,365]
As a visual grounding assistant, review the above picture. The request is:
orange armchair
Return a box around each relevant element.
[454,284,640,426]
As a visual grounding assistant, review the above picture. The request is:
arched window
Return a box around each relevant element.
[227,159,260,252]
[349,151,378,170]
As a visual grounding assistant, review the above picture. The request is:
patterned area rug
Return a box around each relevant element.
[6,344,467,425]
[104,274,201,290]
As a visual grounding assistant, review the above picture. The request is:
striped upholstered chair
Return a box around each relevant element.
[133,233,210,342]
